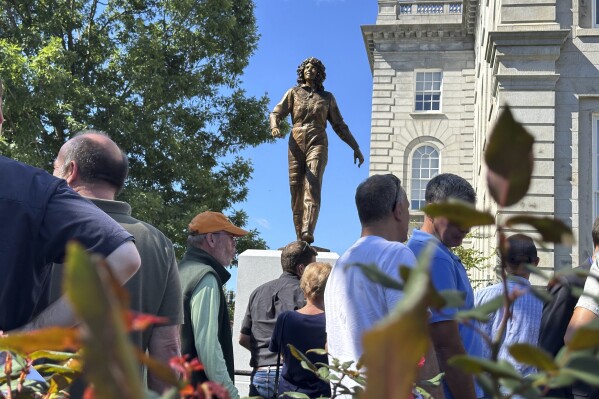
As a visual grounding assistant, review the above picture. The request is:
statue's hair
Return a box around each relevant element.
[296,57,326,92]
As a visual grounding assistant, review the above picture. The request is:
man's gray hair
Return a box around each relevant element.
[187,234,208,248]
[60,130,129,194]
[355,174,407,225]
[425,173,476,204]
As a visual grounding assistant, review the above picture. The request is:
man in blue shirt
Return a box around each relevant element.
[474,234,543,377]
[407,173,480,399]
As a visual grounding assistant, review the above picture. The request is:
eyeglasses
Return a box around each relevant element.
[213,232,237,244]
[388,174,401,211]
[298,240,310,254]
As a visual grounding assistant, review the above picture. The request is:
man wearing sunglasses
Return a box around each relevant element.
[179,211,249,399]
[239,240,317,398]
[325,174,416,396]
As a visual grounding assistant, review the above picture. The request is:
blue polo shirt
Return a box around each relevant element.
[407,229,482,399]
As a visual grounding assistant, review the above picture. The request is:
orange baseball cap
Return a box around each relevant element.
[188,211,249,237]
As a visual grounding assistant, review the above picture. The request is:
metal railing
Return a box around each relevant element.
[397,1,463,15]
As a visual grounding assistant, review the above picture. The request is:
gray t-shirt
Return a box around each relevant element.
[240,272,305,367]
[576,257,599,316]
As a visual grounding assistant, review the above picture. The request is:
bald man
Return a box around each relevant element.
[51,131,183,393]
[0,81,140,334]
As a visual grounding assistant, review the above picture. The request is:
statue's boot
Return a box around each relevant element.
[301,204,318,244]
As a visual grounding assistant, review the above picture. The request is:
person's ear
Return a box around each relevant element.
[297,264,306,277]
[534,257,540,266]
[64,161,78,185]
[206,233,218,249]
[392,200,404,221]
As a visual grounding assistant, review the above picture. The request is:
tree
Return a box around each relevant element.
[0,0,271,253]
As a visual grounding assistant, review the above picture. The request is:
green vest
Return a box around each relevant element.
[179,247,234,385]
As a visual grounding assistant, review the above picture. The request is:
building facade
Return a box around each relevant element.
[363,0,599,281]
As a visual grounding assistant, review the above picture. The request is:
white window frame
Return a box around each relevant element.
[594,0,599,27]
[410,144,441,211]
[593,114,599,220]
[414,70,443,112]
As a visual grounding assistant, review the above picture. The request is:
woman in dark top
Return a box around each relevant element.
[269,262,332,398]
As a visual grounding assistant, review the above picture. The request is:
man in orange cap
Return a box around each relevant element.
[179,211,249,399]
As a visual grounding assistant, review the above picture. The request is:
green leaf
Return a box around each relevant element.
[566,318,599,350]
[529,286,554,303]
[508,344,557,371]
[306,348,327,356]
[361,244,436,399]
[281,393,310,399]
[484,106,534,206]
[474,373,496,398]
[505,216,574,245]
[28,350,81,363]
[288,344,317,372]
[562,356,599,386]
[0,328,80,354]
[436,290,466,309]
[347,262,404,290]
[422,200,495,230]
[34,363,81,379]
[524,264,551,281]
[420,372,444,387]
[455,295,503,322]
[545,372,577,389]
[317,366,330,380]
[63,243,145,399]
[135,349,181,389]
[341,360,355,370]
[449,356,521,380]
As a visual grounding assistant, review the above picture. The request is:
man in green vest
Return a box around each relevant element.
[179,211,249,399]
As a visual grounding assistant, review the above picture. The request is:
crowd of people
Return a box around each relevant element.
[3,79,599,399]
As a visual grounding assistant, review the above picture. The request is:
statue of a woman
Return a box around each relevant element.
[270,57,364,244]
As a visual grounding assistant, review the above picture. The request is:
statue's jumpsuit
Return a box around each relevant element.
[270,85,360,241]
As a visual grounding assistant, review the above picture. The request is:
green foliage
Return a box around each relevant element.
[0,0,272,255]
[64,243,145,399]
[422,200,495,230]
[484,106,534,207]
[450,233,495,273]
[0,243,233,398]
[505,216,574,245]
[361,245,437,398]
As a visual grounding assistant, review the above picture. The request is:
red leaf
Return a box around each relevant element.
[128,312,169,331]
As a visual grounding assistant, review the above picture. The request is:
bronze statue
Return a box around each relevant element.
[270,57,364,244]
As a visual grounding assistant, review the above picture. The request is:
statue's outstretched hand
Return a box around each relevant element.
[354,149,364,167]
[271,128,283,138]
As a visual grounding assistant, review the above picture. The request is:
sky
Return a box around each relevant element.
[226,0,378,289]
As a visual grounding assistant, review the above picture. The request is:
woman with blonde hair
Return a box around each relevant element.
[269,262,332,398]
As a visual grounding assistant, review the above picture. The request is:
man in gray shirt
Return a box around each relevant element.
[239,241,317,398]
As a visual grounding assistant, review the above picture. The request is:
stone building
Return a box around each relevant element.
[362,0,599,282]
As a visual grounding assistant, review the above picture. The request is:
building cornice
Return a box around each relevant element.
[484,29,570,66]
[362,23,469,72]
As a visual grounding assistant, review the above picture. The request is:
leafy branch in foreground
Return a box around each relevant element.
[0,243,229,399]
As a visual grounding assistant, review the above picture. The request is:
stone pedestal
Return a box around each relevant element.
[232,249,339,397]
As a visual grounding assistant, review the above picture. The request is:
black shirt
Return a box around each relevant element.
[539,261,599,399]
[240,272,305,367]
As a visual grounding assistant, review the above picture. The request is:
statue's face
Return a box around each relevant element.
[303,63,318,81]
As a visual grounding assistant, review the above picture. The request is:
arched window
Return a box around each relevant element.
[411,145,440,210]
